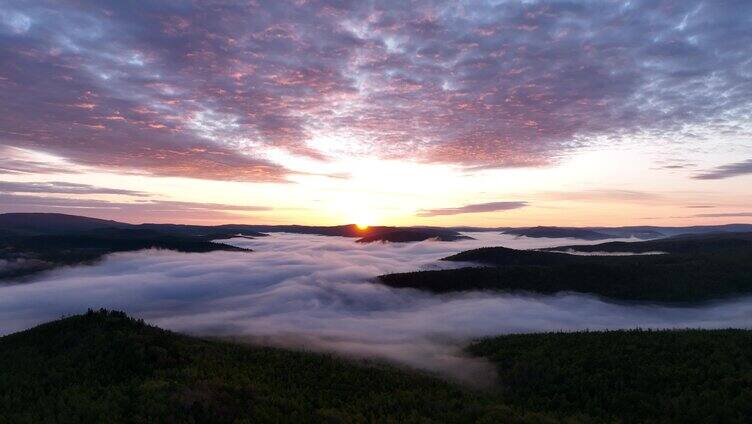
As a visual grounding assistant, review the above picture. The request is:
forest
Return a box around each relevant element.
[0,229,248,280]
[379,232,752,302]
[0,213,468,280]
[0,310,553,423]
[470,329,752,423]
[3,311,752,423]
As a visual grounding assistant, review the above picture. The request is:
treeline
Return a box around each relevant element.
[543,231,752,255]
[4,311,752,422]
[469,329,752,423]
[0,310,556,423]
[379,233,752,302]
[0,230,248,280]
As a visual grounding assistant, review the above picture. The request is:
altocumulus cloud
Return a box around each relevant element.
[1,233,752,385]
[1,1,751,178]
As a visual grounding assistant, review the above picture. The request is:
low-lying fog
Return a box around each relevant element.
[2,232,751,385]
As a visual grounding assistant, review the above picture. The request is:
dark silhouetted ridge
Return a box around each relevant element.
[502,226,614,240]
[0,310,553,423]
[380,232,752,302]
[0,213,131,236]
[356,229,472,243]
[3,311,751,422]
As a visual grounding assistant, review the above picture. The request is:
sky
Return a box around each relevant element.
[0,0,751,226]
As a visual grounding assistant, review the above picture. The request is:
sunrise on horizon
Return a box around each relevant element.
[2,1,752,422]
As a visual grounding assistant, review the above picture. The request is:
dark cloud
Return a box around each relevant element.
[0,181,149,196]
[1,1,751,177]
[693,159,752,180]
[416,201,528,217]
[685,205,715,209]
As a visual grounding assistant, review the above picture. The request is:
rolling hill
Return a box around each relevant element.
[0,310,548,423]
[0,229,248,281]
[379,232,752,302]
[3,310,752,423]
[501,226,615,240]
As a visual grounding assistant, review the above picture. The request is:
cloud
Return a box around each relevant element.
[542,189,663,203]
[1,232,750,386]
[693,159,752,180]
[0,1,751,177]
[691,212,752,218]
[642,211,752,220]
[0,181,149,196]
[0,193,272,222]
[652,160,697,171]
[0,146,79,175]
[0,180,232,220]
[416,201,528,217]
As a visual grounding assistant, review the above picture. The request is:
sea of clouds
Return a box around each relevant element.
[1,232,751,385]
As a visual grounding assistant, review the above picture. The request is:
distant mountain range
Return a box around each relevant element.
[0,213,470,280]
[3,212,752,282]
[501,226,624,240]
[4,213,751,240]
[0,213,256,281]
[0,213,464,241]
[489,225,752,240]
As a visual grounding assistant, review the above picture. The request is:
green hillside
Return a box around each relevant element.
[380,232,752,302]
[3,311,752,423]
[0,310,549,424]
[470,329,752,423]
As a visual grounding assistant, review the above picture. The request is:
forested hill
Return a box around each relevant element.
[469,329,752,423]
[544,231,752,254]
[501,226,616,240]
[379,232,752,302]
[0,310,552,423]
[0,213,464,241]
[3,311,752,422]
[356,229,472,243]
[0,229,249,281]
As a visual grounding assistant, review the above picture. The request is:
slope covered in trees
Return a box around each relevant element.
[501,226,614,240]
[544,231,752,254]
[356,229,472,243]
[379,232,752,302]
[469,329,752,423]
[3,311,752,422]
[0,229,248,281]
[0,310,552,423]
[0,213,464,241]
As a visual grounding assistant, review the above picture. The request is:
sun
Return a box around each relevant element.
[350,209,375,230]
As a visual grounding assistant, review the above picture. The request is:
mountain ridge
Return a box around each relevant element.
[4,212,752,238]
